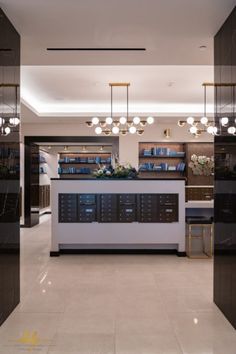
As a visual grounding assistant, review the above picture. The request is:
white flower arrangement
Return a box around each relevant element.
[189,154,214,176]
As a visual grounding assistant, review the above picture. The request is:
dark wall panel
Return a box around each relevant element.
[214,6,236,329]
[0,9,20,325]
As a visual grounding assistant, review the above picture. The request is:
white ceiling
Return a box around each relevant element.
[2,0,235,65]
[21,65,214,118]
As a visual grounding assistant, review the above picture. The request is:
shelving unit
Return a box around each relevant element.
[185,143,214,202]
[138,142,186,179]
[58,151,112,179]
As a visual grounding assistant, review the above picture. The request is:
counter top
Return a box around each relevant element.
[51,178,186,181]
[185,200,214,208]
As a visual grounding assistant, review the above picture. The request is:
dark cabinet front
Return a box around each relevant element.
[58,193,179,224]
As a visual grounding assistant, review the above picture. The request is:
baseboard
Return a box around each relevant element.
[177,251,186,257]
[51,249,186,256]
[50,251,60,257]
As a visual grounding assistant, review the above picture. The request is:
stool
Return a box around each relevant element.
[186,217,213,258]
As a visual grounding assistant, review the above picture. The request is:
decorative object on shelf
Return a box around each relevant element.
[189,154,214,176]
[178,82,236,137]
[0,84,20,136]
[86,83,155,136]
[94,163,138,179]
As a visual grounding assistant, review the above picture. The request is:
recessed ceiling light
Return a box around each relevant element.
[199,45,207,51]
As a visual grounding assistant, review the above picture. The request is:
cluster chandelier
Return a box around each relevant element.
[0,84,20,136]
[178,83,236,137]
[216,83,236,135]
[86,83,155,136]
[178,83,216,137]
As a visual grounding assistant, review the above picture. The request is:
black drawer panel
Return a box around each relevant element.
[59,193,179,223]
[59,194,78,222]
[99,194,118,222]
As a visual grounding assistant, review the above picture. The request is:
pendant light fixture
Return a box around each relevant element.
[178,83,215,136]
[86,83,154,135]
[0,84,20,136]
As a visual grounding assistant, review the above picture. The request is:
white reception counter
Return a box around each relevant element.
[50,178,186,256]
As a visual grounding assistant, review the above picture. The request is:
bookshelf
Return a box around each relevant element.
[58,150,112,178]
[138,142,186,179]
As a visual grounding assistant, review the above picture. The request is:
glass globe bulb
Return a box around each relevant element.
[92,117,99,125]
[133,116,140,125]
[95,126,102,135]
[9,117,20,126]
[190,126,198,134]
[129,126,137,134]
[221,117,229,126]
[212,126,218,135]
[227,126,236,135]
[147,116,154,125]
[119,116,127,125]
[207,126,214,134]
[106,117,113,125]
[112,126,119,134]
[4,126,11,136]
[200,116,208,125]
[187,116,194,125]
[0,117,5,127]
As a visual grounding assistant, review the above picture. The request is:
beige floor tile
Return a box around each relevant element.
[115,333,183,354]
[170,311,236,354]
[50,333,115,353]
[1,215,236,354]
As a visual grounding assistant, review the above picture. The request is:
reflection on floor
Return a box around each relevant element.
[0,214,236,353]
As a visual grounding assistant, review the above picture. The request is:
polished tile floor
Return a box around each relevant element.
[0,215,236,353]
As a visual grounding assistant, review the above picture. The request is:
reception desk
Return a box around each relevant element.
[50,178,186,255]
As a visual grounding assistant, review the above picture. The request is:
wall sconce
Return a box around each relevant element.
[164,128,171,138]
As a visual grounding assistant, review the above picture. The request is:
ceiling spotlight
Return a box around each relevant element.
[129,126,137,134]
[86,121,93,127]
[104,129,112,136]
[92,117,99,125]
[133,116,140,125]
[137,129,144,136]
[200,116,208,125]
[199,45,207,51]
[207,126,214,134]
[147,116,154,125]
[221,117,229,126]
[187,116,194,125]
[112,126,119,134]
[95,126,102,135]
[190,126,198,134]
[178,120,185,127]
[0,117,5,127]
[119,116,127,125]
[227,126,236,135]
[140,120,147,127]
[120,129,128,136]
